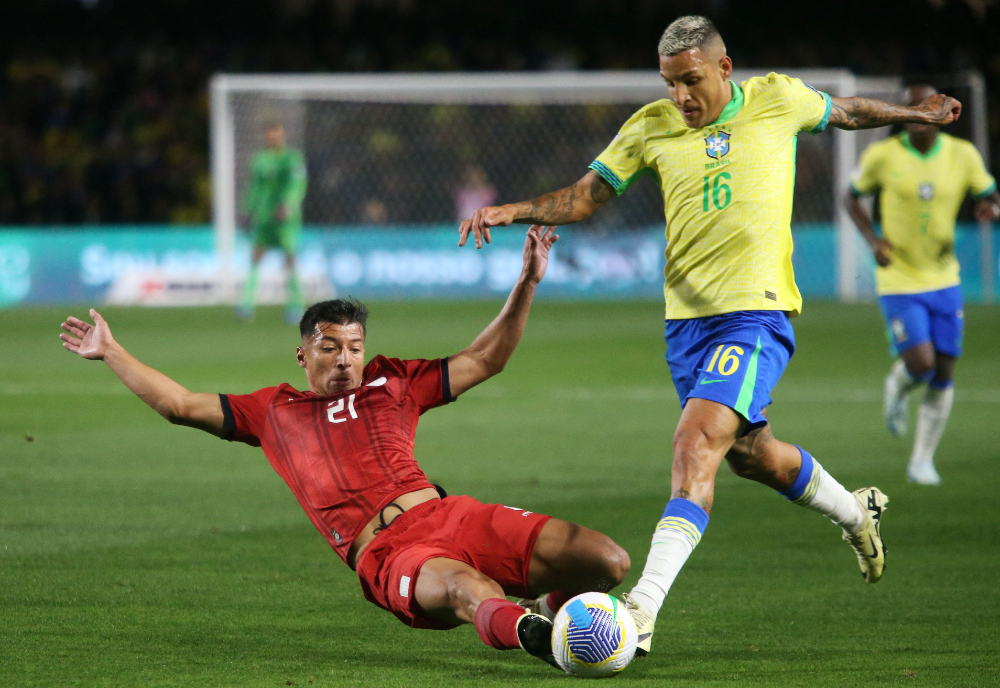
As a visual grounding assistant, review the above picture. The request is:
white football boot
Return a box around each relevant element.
[516,596,558,621]
[883,360,912,437]
[907,462,942,486]
[620,592,656,657]
[842,487,890,583]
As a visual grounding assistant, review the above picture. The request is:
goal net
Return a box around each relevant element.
[211,69,914,303]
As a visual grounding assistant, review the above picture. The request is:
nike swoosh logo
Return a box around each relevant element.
[638,633,651,641]
[869,535,879,557]
[366,376,387,387]
[700,379,727,385]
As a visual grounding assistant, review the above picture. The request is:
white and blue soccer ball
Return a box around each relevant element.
[551,592,638,678]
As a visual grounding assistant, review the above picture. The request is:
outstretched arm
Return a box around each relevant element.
[844,191,892,267]
[60,310,226,436]
[458,170,613,249]
[447,225,558,397]
[828,93,961,131]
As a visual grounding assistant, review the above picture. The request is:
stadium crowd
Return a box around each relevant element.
[1,0,998,225]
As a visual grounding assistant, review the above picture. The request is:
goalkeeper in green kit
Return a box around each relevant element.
[239,121,308,323]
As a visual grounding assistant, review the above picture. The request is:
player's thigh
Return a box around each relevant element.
[927,286,964,360]
[277,222,300,255]
[253,221,282,251]
[527,519,629,594]
[414,557,504,625]
[674,397,744,455]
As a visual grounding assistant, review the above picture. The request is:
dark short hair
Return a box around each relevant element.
[299,298,369,338]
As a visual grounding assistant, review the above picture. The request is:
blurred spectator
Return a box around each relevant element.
[0,0,998,226]
[362,198,389,224]
[454,164,498,221]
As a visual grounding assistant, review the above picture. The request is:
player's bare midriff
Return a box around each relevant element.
[347,486,442,568]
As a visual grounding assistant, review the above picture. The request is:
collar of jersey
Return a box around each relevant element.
[900,132,943,160]
[702,81,743,129]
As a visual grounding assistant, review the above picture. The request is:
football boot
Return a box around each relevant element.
[842,487,890,583]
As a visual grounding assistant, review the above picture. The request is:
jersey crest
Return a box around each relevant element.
[919,183,934,201]
[705,130,731,160]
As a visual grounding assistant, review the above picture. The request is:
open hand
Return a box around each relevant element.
[917,94,962,126]
[60,309,115,360]
[459,205,516,249]
[869,237,893,267]
[522,225,559,284]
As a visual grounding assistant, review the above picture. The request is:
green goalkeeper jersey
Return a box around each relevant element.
[243,147,308,226]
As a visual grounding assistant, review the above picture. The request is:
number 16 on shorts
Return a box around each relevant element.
[703,344,744,379]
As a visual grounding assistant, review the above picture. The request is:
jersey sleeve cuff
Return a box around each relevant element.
[973,180,997,199]
[808,92,833,134]
[588,160,627,196]
[848,182,870,197]
[440,358,454,404]
[219,393,236,440]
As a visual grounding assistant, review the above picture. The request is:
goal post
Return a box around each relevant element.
[209,69,893,302]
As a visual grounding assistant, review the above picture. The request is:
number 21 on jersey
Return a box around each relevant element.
[328,394,358,423]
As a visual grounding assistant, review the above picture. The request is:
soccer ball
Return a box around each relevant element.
[551,592,637,678]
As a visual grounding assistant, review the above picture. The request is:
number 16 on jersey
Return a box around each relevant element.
[702,172,732,211]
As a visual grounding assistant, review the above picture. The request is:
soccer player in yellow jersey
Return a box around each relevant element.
[458,16,962,655]
[846,84,1000,486]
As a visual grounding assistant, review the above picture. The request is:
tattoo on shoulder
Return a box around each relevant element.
[589,175,615,204]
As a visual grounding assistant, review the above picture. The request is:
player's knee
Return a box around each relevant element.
[905,354,934,379]
[726,431,772,479]
[726,451,769,481]
[933,361,954,384]
[444,571,503,615]
[594,540,630,590]
[672,425,713,466]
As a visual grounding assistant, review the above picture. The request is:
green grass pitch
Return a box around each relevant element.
[3,301,999,687]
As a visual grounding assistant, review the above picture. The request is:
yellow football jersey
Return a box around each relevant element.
[850,132,996,295]
[590,73,831,319]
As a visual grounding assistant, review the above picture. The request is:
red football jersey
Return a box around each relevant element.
[220,355,453,565]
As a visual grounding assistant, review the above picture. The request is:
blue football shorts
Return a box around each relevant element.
[878,285,963,358]
[665,310,796,434]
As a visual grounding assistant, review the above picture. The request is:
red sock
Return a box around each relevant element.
[474,598,524,650]
[544,590,571,615]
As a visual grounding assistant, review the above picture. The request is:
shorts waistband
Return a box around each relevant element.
[355,497,443,574]
[381,496,442,534]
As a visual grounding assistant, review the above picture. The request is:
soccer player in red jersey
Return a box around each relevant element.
[60,226,629,667]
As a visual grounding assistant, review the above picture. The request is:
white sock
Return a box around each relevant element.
[910,385,954,469]
[782,448,864,532]
[889,358,924,395]
[629,533,694,617]
[629,498,708,617]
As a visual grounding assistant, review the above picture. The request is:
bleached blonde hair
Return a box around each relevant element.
[658,15,723,57]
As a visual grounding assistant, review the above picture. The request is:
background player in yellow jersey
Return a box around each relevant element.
[846,84,999,486]
[458,16,965,656]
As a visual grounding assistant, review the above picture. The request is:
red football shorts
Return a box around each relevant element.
[356,495,551,629]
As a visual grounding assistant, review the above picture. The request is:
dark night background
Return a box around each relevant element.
[0,0,994,224]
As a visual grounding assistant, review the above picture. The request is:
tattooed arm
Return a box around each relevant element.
[828,93,961,131]
[458,170,615,248]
